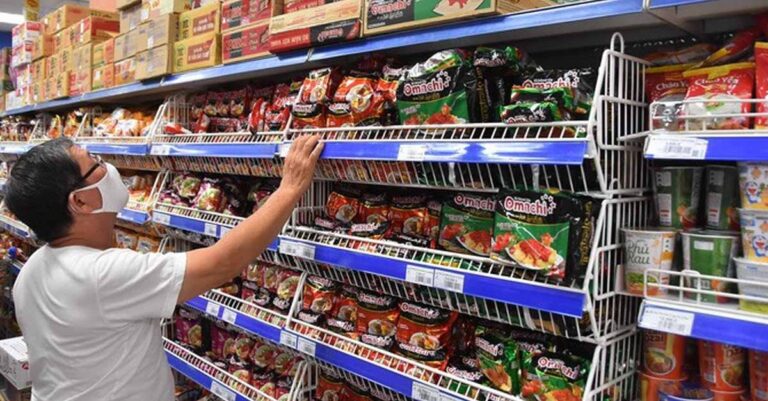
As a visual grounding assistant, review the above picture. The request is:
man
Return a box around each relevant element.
[5,135,323,401]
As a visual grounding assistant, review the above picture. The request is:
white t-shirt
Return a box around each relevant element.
[12,245,187,401]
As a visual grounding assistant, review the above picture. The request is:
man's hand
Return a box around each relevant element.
[179,134,323,303]
[280,135,324,199]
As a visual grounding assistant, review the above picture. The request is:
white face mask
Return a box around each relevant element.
[73,162,129,214]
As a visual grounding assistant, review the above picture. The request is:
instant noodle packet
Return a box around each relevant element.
[521,350,589,401]
[683,62,755,130]
[356,290,399,349]
[438,193,495,257]
[475,324,521,395]
[394,301,458,369]
[757,43,768,129]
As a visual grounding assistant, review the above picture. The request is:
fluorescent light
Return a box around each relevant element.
[0,12,25,25]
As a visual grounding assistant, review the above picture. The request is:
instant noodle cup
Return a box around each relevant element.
[734,257,768,314]
[644,330,687,379]
[738,163,768,211]
[711,390,747,401]
[640,372,687,401]
[659,386,715,401]
[698,340,746,391]
[623,228,677,296]
[706,166,740,231]
[748,349,768,401]
[654,167,703,230]
[738,209,768,262]
[681,230,740,303]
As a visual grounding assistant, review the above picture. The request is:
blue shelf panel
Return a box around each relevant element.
[165,349,252,401]
[9,261,21,275]
[0,143,31,154]
[150,142,279,158]
[645,135,768,161]
[117,208,150,225]
[278,236,586,317]
[0,221,31,240]
[78,142,150,156]
[639,300,768,352]
[152,210,279,251]
[320,140,588,164]
[186,296,283,343]
[647,0,710,8]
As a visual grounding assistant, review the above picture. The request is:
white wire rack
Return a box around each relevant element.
[101,154,164,171]
[164,156,283,178]
[279,180,651,343]
[124,170,168,213]
[202,288,290,329]
[315,361,412,401]
[649,99,768,134]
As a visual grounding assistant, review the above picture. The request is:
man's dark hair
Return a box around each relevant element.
[5,138,83,242]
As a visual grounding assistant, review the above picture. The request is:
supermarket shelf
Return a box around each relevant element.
[79,142,150,156]
[164,340,258,401]
[278,235,587,317]
[9,260,22,275]
[0,142,31,154]
[0,215,32,240]
[185,292,284,344]
[117,208,151,225]
[644,134,768,161]
[639,299,768,352]
[1,0,650,117]
[150,142,279,158]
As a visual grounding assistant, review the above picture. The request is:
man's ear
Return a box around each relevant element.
[68,191,96,214]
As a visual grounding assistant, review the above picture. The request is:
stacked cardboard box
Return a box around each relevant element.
[135,13,179,79]
[174,3,222,73]
[268,0,361,53]
[221,0,271,64]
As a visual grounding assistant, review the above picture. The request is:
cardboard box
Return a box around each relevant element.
[91,0,118,12]
[119,3,143,32]
[32,81,45,103]
[73,16,120,45]
[33,35,55,60]
[136,44,172,79]
[268,0,361,53]
[93,63,115,89]
[173,32,220,73]
[222,21,269,64]
[46,53,60,78]
[93,38,115,66]
[364,0,557,35]
[58,47,75,73]
[222,0,272,32]
[114,56,136,85]
[44,4,117,35]
[53,26,75,52]
[71,69,92,96]
[73,44,95,71]
[284,0,332,14]
[114,29,139,60]
[49,74,71,98]
[146,0,191,19]
[179,2,220,40]
[117,0,141,9]
[137,13,178,51]
[11,43,34,68]
[0,338,30,390]
[12,22,44,48]
[31,60,47,82]
[15,65,32,88]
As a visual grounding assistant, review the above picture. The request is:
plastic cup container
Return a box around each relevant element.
[623,228,677,296]
[659,386,714,401]
[749,349,768,401]
[711,390,746,401]
[681,230,740,303]
[738,163,768,211]
[739,209,768,263]
[734,257,768,314]
[706,165,740,231]
[654,167,703,230]
[644,330,687,379]
[698,340,746,391]
[640,372,687,401]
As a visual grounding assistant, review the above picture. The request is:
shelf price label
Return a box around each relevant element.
[433,270,465,293]
[278,143,291,157]
[221,308,237,324]
[297,337,316,357]
[220,226,232,237]
[280,331,298,349]
[411,382,440,401]
[639,305,695,336]
[406,265,435,287]
[279,240,316,260]
[645,135,708,160]
[205,302,221,318]
[204,223,218,238]
[151,145,170,156]
[152,212,171,225]
[210,382,236,401]
[398,144,427,161]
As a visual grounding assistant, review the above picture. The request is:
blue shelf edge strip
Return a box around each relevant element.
[639,301,768,352]
[280,236,587,317]
[152,211,279,251]
[117,208,150,225]
[646,136,768,161]
[9,262,21,275]
[165,350,250,401]
[185,296,283,343]
[0,221,31,239]
[321,140,588,165]
[155,142,279,159]
[78,142,150,155]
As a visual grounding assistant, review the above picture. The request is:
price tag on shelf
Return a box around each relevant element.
[280,331,298,349]
[411,382,440,401]
[221,308,237,324]
[433,270,465,293]
[220,226,232,237]
[152,212,170,225]
[645,135,708,160]
[205,302,221,318]
[405,265,434,287]
[398,144,427,161]
[278,143,291,157]
[151,145,170,156]
[439,393,463,401]
[279,240,316,260]
[297,337,316,356]
[639,305,695,336]
[204,223,218,238]
[210,382,236,401]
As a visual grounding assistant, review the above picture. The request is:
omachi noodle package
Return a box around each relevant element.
[646,64,695,130]
[394,301,458,369]
[474,324,521,394]
[355,290,399,350]
[438,193,495,257]
[757,43,768,129]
